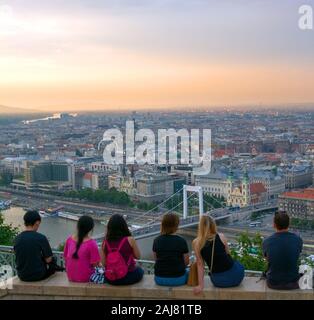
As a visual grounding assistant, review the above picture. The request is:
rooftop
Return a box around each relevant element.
[281,188,314,200]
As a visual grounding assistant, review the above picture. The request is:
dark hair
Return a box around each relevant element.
[274,211,290,230]
[24,210,41,226]
[161,213,179,235]
[105,214,131,242]
[72,216,94,259]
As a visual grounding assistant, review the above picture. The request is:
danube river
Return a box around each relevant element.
[2,206,194,259]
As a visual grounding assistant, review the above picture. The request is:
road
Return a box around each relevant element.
[0,187,160,224]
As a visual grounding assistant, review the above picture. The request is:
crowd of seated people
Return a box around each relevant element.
[13,209,303,293]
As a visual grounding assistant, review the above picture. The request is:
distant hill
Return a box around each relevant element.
[0,105,40,115]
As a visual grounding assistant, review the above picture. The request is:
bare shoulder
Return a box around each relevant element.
[192,238,199,250]
[218,233,227,241]
[127,236,136,246]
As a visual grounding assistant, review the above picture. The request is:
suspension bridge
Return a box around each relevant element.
[93,185,278,242]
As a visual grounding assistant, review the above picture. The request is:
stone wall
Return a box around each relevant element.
[1,273,314,300]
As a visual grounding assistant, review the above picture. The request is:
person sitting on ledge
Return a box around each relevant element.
[14,210,63,282]
[101,214,144,285]
[263,211,303,290]
[193,215,244,294]
[152,213,189,286]
[64,216,101,283]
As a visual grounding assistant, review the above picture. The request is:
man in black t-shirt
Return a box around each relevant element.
[14,210,55,282]
[263,211,303,290]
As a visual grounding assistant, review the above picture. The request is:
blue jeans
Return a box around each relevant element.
[106,267,144,286]
[210,261,245,288]
[155,269,189,287]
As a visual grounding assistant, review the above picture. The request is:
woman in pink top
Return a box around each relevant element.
[101,214,144,285]
[64,216,101,282]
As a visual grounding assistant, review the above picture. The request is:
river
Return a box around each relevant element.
[2,207,194,260]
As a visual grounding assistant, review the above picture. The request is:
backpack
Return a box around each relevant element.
[104,237,131,281]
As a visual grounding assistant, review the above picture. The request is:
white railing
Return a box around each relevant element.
[0,245,261,277]
[0,245,156,275]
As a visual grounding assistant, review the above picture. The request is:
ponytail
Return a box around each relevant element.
[72,215,94,259]
[72,229,85,259]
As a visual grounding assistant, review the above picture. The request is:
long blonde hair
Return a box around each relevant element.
[195,215,217,250]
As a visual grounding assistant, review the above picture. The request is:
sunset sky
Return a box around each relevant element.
[0,0,314,112]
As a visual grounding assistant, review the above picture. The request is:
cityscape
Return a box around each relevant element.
[0,109,314,254]
[0,0,314,304]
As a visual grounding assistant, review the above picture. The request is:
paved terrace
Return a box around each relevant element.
[1,273,313,300]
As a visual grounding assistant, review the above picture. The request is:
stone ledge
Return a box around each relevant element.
[0,289,8,299]
[2,273,314,300]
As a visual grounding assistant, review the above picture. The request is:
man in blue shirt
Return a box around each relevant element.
[263,211,303,290]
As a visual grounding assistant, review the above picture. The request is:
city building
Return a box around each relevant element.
[284,165,313,190]
[108,174,135,195]
[82,172,99,190]
[11,160,75,191]
[195,171,229,199]
[134,173,175,204]
[279,188,314,220]
[250,170,286,199]
[227,170,267,207]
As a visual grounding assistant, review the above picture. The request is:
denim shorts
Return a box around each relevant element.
[155,269,189,287]
[210,261,245,288]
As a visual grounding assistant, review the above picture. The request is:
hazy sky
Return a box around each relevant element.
[0,0,314,112]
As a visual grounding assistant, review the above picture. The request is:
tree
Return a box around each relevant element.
[75,149,83,157]
[230,232,267,272]
[203,194,225,210]
[0,213,18,246]
[64,187,132,207]
[57,242,65,252]
[0,171,13,186]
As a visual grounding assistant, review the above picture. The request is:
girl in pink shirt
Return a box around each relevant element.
[64,216,101,282]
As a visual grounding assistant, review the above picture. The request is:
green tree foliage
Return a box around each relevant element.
[136,202,159,211]
[301,257,314,268]
[203,194,225,210]
[291,217,314,230]
[57,242,65,252]
[0,171,13,186]
[230,232,267,272]
[164,193,225,213]
[0,213,18,246]
[65,188,132,206]
[75,149,83,157]
[251,211,262,220]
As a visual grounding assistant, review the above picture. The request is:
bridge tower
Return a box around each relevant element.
[242,168,250,207]
[183,185,204,219]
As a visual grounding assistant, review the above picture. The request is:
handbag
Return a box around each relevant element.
[187,262,198,286]
[90,266,106,284]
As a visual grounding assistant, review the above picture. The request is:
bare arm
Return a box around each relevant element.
[219,233,230,255]
[192,240,205,295]
[129,237,141,259]
[100,246,106,266]
[45,256,53,264]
